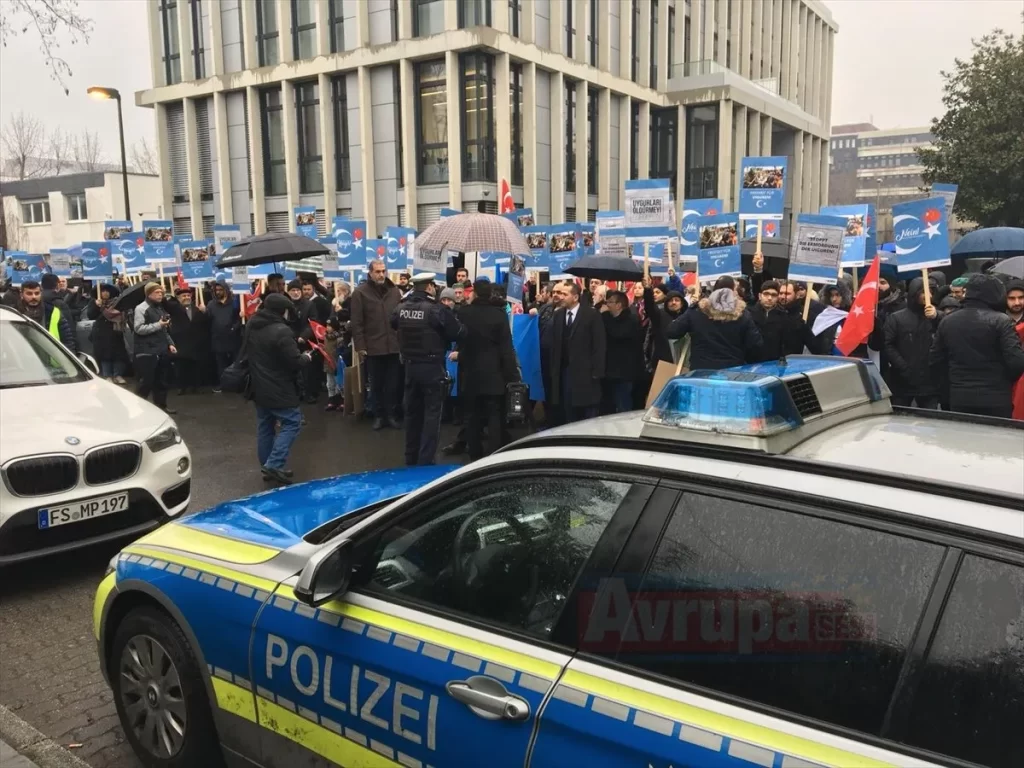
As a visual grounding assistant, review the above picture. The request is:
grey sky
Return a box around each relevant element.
[0,0,1021,161]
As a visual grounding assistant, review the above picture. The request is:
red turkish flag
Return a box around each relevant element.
[835,254,881,356]
[244,280,263,318]
[308,319,327,343]
[499,178,515,214]
[175,269,189,292]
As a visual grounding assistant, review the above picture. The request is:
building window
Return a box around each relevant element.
[21,200,51,224]
[685,104,718,198]
[413,0,444,37]
[650,0,658,84]
[190,0,205,77]
[588,0,598,65]
[416,59,448,184]
[329,0,344,52]
[394,65,403,187]
[66,193,88,222]
[461,53,495,182]
[332,77,351,190]
[296,81,322,193]
[631,0,639,82]
[510,62,524,186]
[509,0,521,37]
[159,0,181,85]
[458,0,490,28]
[650,106,678,187]
[565,0,575,57]
[256,0,279,66]
[587,89,598,194]
[292,0,317,60]
[390,0,398,41]
[667,6,675,76]
[630,101,639,179]
[684,16,690,64]
[260,87,286,195]
[566,81,576,191]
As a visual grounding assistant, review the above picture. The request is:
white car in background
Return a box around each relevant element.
[0,304,192,566]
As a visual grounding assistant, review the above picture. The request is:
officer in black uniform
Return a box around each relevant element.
[391,273,466,466]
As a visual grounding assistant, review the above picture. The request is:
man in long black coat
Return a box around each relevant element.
[549,281,606,424]
[168,287,210,394]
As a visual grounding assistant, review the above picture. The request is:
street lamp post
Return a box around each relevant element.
[88,86,131,223]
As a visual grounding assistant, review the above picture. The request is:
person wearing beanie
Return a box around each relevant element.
[132,282,177,413]
[929,273,1024,418]
[666,280,763,370]
[950,276,969,302]
[246,293,311,483]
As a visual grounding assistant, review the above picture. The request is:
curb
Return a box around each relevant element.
[0,705,93,768]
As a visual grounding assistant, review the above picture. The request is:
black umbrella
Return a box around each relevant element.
[214,232,328,269]
[111,281,148,313]
[990,255,1024,279]
[565,255,644,282]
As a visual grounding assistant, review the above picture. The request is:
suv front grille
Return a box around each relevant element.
[4,456,78,496]
[84,443,141,485]
[785,376,823,418]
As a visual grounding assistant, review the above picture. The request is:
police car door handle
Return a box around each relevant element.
[446,678,531,722]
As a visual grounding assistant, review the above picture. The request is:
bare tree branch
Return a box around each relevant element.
[45,126,73,175]
[0,0,93,96]
[1,111,45,180]
[72,129,104,171]
[129,137,159,175]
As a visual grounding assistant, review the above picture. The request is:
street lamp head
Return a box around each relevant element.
[88,86,120,101]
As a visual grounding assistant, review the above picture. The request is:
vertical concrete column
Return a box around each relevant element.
[281,81,300,221]
[182,98,203,233]
[688,0,703,64]
[397,0,413,40]
[788,0,800,100]
[747,108,760,155]
[549,0,563,55]
[809,135,821,210]
[278,0,293,62]
[790,129,804,219]
[715,99,732,204]
[213,92,233,223]
[819,135,830,207]
[575,79,588,220]
[598,88,612,211]
[210,0,225,76]
[318,73,336,216]
[620,0,632,76]
[675,104,687,221]
[523,62,538,209]
[737,0,750,78]
[760,114,773,155]
[637,101,650,178]
[801,132,814,213]
[656,0,669,90]
[672,0,684,78]
[732,105,747,212]
[550,71,565,221]
[523,0,536,44]
[444,0,459,31]
[801,4,812,111]
[824,29,835,126]
[355,0,370,48]
[445,51,463,209]
[779,0,792,98]
[703,0,716,68]
[771,0,783,82]
[637,0,651,87]
[399,61,417,229]
[147,0,164,86]
[240,0,256,69]
[176,0,193,81]
[599,0,611,71]
[715,0,728,67]
[750,0,762,80]
[316,0,330,55]
[577,0,589,64]
[495,53,512,190]
[154,104,174,216]
[812,17,822,117]
[246,87,267,233]
[356,66,377,231]
[492,0,509,34]
[761,0,774,82]
[619,96,632,190]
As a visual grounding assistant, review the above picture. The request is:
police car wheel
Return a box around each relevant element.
[110,607,224,768]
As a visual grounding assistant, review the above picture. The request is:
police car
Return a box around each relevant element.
[94,357,1023,768]
[0,304,192,566]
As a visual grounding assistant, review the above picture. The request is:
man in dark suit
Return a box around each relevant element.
[549,280,606,424]
[168,287,210,394]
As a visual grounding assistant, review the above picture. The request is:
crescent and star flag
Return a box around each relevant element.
[835,253,882,357]
[499,179,515,214]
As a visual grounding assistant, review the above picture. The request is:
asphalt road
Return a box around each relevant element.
[0,389,465,768]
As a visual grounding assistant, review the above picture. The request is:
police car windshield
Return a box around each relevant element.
[0,321,88,388]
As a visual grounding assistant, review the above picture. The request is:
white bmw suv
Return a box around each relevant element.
[0,304,191,566]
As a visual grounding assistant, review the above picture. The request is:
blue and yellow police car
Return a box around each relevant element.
[94,357,1023,768]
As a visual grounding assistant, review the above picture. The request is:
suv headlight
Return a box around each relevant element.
[146,421,182,453]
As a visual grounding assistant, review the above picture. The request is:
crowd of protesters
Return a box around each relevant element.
[4,253,1024,475]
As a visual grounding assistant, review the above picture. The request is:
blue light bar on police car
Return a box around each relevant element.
[643,371,805,437]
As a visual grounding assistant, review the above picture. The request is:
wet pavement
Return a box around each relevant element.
[0,389,466,768]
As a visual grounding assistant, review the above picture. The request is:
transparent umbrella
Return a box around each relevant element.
[414,213,531,258]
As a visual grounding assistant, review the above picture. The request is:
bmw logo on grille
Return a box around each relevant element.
[65,436,81,446]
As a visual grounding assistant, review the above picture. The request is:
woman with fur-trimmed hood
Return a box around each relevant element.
[666,277,763,370]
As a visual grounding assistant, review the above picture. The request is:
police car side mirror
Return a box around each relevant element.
[78,352,100,376]
[294,539,353,607]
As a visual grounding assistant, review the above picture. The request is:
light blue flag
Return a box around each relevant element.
[893,197,951,272]
[81,242,114,282]
[696,213,741,283]
[738,156,787,219]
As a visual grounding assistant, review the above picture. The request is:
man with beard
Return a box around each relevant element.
[352,259,403,429]
[929,274,1024,418]
[17,280,76,350]
[168,287,209,394]
[205,281,242,391]
[883,277,940,409]
[750,280,817,361]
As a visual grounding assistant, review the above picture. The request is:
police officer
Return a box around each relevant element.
[391,273,466,466]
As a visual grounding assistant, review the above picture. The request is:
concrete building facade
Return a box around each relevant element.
[140,0,837,241]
